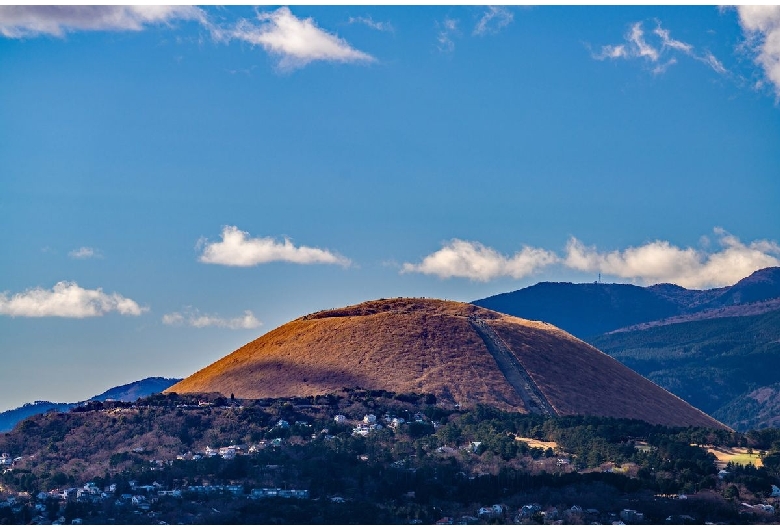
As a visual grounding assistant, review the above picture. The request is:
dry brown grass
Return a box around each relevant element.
[515,437,558,450]
[168,298,725,429]
[490,314,727,430]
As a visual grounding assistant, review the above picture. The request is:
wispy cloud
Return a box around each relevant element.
[736,6,780,97]
[0,281,146,318]
[220,7,374,71]
[593,20,727,76]
[68,246,102,260]
[163,307,262,330]
[348,15,393,33]
[437,17,459,53]
[401,239,559,282]
[699,51,727,75]
[473,6,513,36]
[403,229,780,289]
[198,226,351,267]
[654,24,692,54]
[0,5,204,38]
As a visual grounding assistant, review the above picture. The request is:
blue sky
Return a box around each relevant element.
[1,5,779,411]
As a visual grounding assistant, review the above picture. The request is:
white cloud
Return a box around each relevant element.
[0,281,146,318]
[737,6,780,97]
[401,239,559,282]
[563,228,780,289]
[593,20,727,76]
[473,6,513,36]
[198,226,351,267]
[0,5,204,38]
[0,6,376,73]
[68,247,102,260]
[437,17,459,53]
[403,229,780,288]
[163,308,262,330]
[348,15,393,33]
[223,7,374,71]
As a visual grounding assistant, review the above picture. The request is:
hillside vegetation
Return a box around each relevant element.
[2,391,779,524]
[590,309,780,429]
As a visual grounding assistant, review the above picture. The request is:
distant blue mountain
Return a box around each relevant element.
[88,377,182,402]
[473,267,780,339]
[0,377,181,432]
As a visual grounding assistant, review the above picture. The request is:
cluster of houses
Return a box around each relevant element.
[741,502,776,515]
[0,453,23,470]
[340,411,436,437]
[0,493,84,527]
[1,476,311,524]
[432,504,650,525]
[173,438,287,463]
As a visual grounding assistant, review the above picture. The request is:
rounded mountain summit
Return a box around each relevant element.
[168,298,724,429]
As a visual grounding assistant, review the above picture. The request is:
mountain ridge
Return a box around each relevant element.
[473,267,780,339]
[0,377,182,432]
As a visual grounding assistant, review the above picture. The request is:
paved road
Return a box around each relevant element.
[469,317,557,417]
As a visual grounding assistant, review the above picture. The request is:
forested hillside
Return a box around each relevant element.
[2,390,779,524]
[591,309,780,428]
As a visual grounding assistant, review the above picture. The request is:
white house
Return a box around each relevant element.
[334,414,347,424]
[353,425,370,436]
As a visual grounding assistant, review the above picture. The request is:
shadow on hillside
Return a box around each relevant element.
[219,359,379,396]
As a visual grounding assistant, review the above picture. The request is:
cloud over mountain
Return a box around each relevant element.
[198,226,351,267]
[564,229,780,289]
[0,281,146,318]
[404,229,780,288]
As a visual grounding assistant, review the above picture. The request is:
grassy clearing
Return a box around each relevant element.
[705,446,763,469]
[634,441,652,453]
[515,436,558,450]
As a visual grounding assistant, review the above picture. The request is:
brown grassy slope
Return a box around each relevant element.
[168,299,526,411]
[490,315,727,430]
[168,298,725,429]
